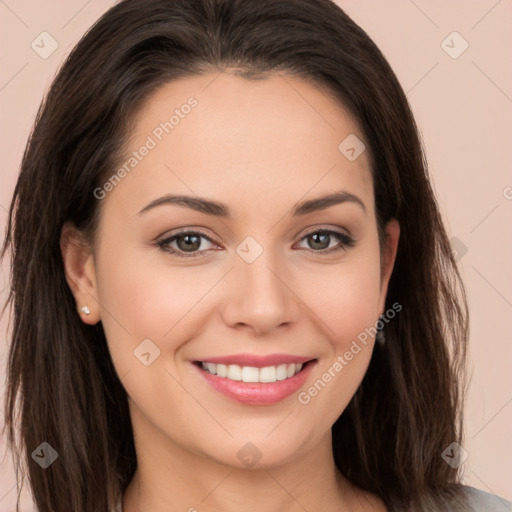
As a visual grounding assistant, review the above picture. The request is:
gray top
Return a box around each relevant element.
[113,486,511,511]
[464,486,512,511]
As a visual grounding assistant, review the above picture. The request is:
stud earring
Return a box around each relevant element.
[80,305,91,315]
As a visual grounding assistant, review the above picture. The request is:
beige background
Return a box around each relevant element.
[1,0,511,509]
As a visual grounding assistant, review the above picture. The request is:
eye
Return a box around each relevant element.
[295,228,356,254]
[156,230,219,258]
[156,227,356,259]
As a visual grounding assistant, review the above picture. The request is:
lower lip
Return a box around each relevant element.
[193,361,316,405]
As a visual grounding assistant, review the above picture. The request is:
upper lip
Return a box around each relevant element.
[194,353,315,368]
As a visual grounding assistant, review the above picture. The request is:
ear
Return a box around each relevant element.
[377,218,400,315]
[60,221,100,325]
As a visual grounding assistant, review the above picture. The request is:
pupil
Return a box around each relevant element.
[309,233,329,250]
[178,234,200,252]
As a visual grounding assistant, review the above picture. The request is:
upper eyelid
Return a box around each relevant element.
[157,226,354,249]
[297,225,352,237]
[157,229,218,245]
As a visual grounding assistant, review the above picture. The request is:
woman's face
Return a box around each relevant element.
[65,72,399,469]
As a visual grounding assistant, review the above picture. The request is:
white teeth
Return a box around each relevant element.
[216,363,228,378]
[200,361,305,383]
[259,366,276,382]
[276,364,288,380]
[227,364,242,381]
[241,366,259,382]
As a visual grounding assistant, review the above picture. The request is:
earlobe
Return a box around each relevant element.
[60,222,100,324]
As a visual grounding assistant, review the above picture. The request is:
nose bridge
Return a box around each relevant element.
[221,236,299,334]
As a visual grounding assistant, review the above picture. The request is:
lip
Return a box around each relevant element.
[193,358,317,405]
[194,353,313,368]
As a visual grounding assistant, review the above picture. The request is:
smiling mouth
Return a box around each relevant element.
[194,360,316,384]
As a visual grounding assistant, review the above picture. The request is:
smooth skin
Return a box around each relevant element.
[61,71,399,512]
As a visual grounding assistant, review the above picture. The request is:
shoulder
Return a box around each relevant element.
[463,485,512,511]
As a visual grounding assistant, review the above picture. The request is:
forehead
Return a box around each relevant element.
[107,72,374,218]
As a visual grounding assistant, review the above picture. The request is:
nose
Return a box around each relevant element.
[221,250,301,336]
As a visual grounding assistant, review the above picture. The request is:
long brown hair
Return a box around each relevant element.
[2,0,470,510]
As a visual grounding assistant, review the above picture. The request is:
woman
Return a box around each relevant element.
[2,0,509,511]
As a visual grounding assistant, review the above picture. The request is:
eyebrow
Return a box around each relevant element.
[138,190,367,217]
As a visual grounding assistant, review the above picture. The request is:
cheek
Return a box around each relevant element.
[299,244,383,344]
[293,244,382,415]
[94,237,218,361]
[295,270,381,424]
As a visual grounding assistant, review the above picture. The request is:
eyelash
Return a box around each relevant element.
[156,227,357,258]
